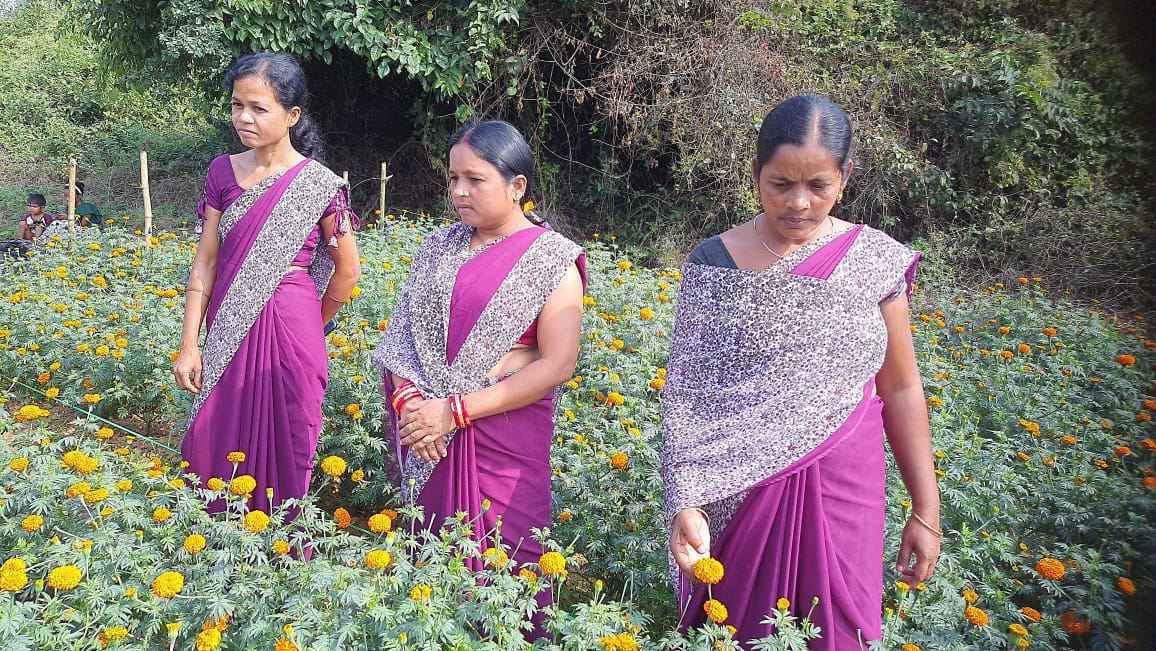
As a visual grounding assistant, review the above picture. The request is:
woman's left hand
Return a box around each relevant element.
[897,516,942,584]
[398,398,454,462]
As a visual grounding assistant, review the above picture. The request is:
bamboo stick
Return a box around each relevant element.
[67,158,77,233]
[140,151,154,240]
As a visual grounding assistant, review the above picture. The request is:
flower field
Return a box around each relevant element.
[1,215,1153,650]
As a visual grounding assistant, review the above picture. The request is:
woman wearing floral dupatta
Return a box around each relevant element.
[373,121,585,632]
[662,95,941,648]
[173,53,361,518]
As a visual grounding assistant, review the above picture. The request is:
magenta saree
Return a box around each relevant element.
[662,224,919,648]
[373,223,585,632]
[181,156,351,517]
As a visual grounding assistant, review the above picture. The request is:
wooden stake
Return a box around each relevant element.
[342,170,349,184]
[68,157,77,233]
[379,162,392,218]
[140,151,154,240]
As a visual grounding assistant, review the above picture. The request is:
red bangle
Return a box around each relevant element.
[391,381,423,413]
[450,393,472,429]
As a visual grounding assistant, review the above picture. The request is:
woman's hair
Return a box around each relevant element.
[755,95,853,176]
[27,193,46,206]
[448,120,546,226]
[223,53,326,163]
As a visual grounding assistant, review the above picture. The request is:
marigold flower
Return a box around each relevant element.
[368,513,392,533]
[703,598,729,624]
[184,534,206,554]
[66,482,92,498]
[152,507,172,523]
[1061,435,1077,445]
[351,469,365,482]
[9,457,29,472]
[483,547,509,568]
[0,562,29,592]
[47,565,82,590]
[82,393,101,404]
[20,514,44,532]
[1142,399,1156,411]
[610,452,629,470]
[365,549,392,569]
[1115,354,1136,366]
[1060,610,1091,634]
[334,507,351,528]
[1000,350,1015,360]
[115,480,133,491]
[999,326,1011,334]
[195,627,221,651]
[226,451,246,464]
[410,583,432,601]
[229,475,257,496]
[693,557,725,585]
[964,606,988,627]
[1018,343,1032,354]
[1117,576,1137,595]
[152,571,185,598]
[599,633,639,651]
[1042,327,1057,337]
[244,510,270,533]
[606,391,625,406]
[320,455,346,477]
[273,540,290,555]
[962,588,979,604]
[274,637,298,651]
[901,645,922,651]
[777,597,791,610]
[539,551,567,576]
[1036,557,1065,581]
[1138,412,1152,422]
[649,377,665,390]
[519,568,538,582]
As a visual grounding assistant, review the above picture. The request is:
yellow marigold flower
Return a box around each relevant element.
[195,627,221,651]
[82,393,101,404]
[1117,576,1137,595]
[320,455,346,477]
[365,549,392,569]
[273,540,290,555]
[1008,623,1028,637]
[649,377,665,391]
[777,597,791,610]
[519,568,538,582]
[345,403,361,417]
[184,534,206,554]
[410,583,432,601]
[606,391,625,407]
[244,510,270,533]
[114,480,133,491]
[334,507,351,528]
[610,452,629,470]
[152,571,185,598]
[1061,435,1077,445]
[693,557,725,585]
[230,475,257,496]
[83,488,108,504]
[1036,557,1065,581]
[368,513,392,533]
[962,588,979,604]
[901,645,922,651]
[617,261,631,272]
[45,387,60,399]
[639,307,654,320]
[66,482,92,498]
[226,451,246,464]
[0,565,29,592]
[703,598,729,624]
[152,507,172,523]
[203,477,224,491]
[47,565,83,590]
[21,515,44,532]
[95,427,114,439]
[74,456,99,475]
[351,469,365,482]
[102,626,129,643]
[539,551,567,576]
[9,457,29,472]
[964,606,989,627]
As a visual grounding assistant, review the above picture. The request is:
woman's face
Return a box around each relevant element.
[230,74,299,151]
[447,143,525,230]
[753,142,846,243]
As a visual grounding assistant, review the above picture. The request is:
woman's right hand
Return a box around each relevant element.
[670,508,712,577]
[173,347,203,394]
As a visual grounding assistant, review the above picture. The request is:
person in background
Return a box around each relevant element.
[373,120,585,637]
[16,193,52,240]
[172,52,361,522]
[57,181,102,227]
[662,94,941,648]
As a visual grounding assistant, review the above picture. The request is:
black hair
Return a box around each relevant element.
[64,182,85,196]
[223,53,326,164]
[448,120,546,226]
[27,193,46,206]
[755,95,853,176]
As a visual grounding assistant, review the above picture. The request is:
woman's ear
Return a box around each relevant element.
[511,174,528,200]
[288,106,302,127]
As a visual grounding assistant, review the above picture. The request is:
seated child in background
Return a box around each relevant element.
[57,182,102,227]
[16,194,53,241]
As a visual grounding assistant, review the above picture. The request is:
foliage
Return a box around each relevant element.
[1,216,1154,649]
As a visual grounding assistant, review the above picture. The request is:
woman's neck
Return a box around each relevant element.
[249,139,303,171]
[472,213,534,248]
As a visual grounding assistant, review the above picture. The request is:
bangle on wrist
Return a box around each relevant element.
[449,393,472,429]
[670,506,710,528]
[390,381,423,413]
[323,293,347,304]
[910,511,943,538]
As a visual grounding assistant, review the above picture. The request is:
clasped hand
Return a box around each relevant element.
[397,398,454,463]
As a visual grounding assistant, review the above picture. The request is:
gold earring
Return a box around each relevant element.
[836,191,844,203]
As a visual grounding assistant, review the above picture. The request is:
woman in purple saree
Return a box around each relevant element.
[373,121,585,635]
[662,96,941,648]
[173,54,361,518]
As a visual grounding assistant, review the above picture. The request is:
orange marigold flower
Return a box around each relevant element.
[1138,412,1152,422]
[1000,350,1015,359]
[1142,439,1156,450]
[1018,343,1032,354]
[1060,610,1091,634]
[999,326,1011,334]
[1036,557,1065,581]
[1115,354,1136,365]
[333,508,351,528]
[610,452,629,470]
[206,477,226,491]
[66,482,92,498]
[152,507,171,523]
[703,599,729,624]
[1117,576,1137,595]
[649,377,665,390]
[1061,435,1077,445]
[964,606,989,627]
[1114,446,1132,456]
[901,645,922,651]
[693,557,725,585]
[1021,606,1041,622]
[1042,327,1057,337]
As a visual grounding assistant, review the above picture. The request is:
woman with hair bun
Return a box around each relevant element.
[374,120,585,635]
[173,53,362,519]
[661,95,941,647]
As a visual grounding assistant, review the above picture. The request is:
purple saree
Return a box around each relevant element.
[662,224,919,648]
[181,155,352,517]
[373,223,585,628]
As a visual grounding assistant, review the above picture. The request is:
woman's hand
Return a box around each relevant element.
[897,514,941,584]
[173,347,203,393]
[397,398,454,462]
[669,508,711,577]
